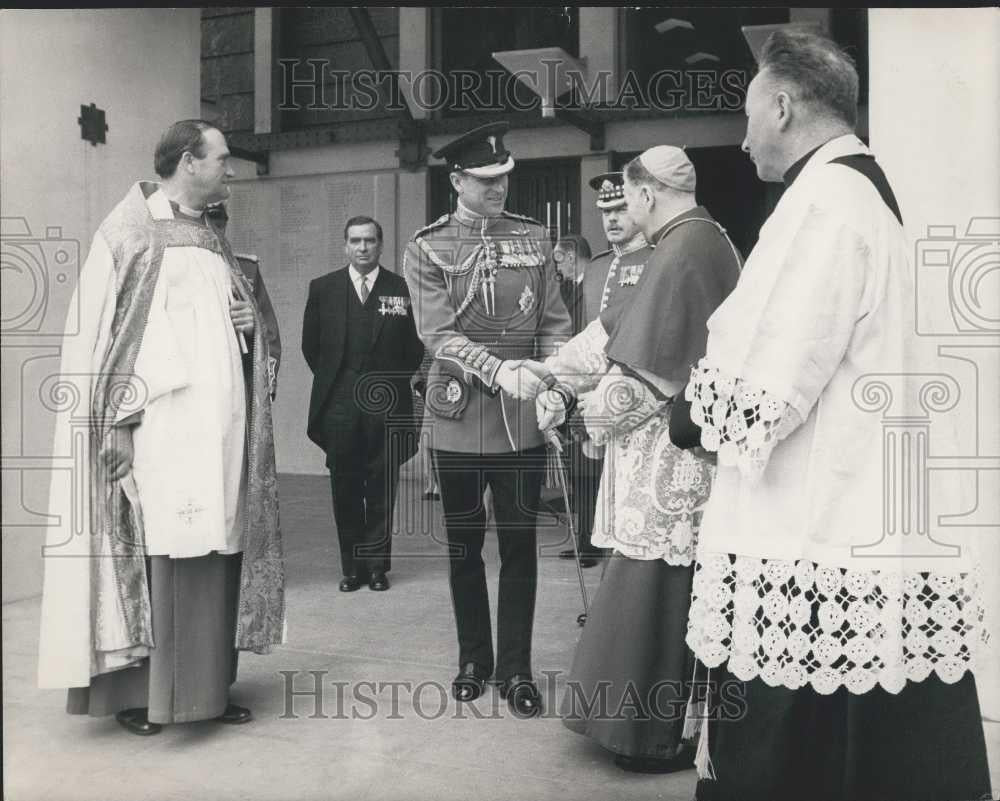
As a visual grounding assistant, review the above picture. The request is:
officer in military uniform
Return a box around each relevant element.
[581,172,651,326]
[402,122,573,718]
[556,172,650,566]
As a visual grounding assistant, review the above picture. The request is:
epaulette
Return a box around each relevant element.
[591,248,612,261]
[234,253,259,263]
[412,214,450,239]
[501,210,542,227]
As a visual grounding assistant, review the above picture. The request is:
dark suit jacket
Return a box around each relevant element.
[559,275,587,337]
[302,265,424,454]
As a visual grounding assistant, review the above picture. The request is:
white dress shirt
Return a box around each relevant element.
[348,264,380,302]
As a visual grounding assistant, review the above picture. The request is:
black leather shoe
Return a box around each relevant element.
[369,572,390,591]
[422,490,440,501]
[558,549,598,568]
[339,575,364,592]
[215,703,253,724]
[499,674,543,718]
[115,708,162,736]
[614,744,695,774]
[451,662,489,702]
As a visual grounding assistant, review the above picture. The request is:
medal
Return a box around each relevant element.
[377,296,409,316]
[518,284,535,314]
[619,262,645,286]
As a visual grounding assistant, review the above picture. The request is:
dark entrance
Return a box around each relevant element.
[613,145,770,258]
[428,157,581,242]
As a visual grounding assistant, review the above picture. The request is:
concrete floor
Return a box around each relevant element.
[4,472,998,801]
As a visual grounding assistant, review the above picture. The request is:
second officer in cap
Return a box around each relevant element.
[581,172,651,327]
[403,122,573,718]
[553,172,652,566]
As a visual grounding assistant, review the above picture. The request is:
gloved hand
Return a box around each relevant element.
[536,387,567,434]
[494,359,552,400]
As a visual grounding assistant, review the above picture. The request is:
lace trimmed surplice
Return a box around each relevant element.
[684,137,986,696]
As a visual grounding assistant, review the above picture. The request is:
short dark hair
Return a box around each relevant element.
[759,30,859,128]
[344,215,383,242]
[154,119,217,179]
[555,234,591,260]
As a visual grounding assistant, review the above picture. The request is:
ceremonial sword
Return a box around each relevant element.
[544,430,590,627]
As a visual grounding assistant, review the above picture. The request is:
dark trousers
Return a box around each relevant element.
[432,445,546,680]
[324,394,400,580]
[568,443,602,554]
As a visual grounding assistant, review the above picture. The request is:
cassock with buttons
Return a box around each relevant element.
[403,122,573,717]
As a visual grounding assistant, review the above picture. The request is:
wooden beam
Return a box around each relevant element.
[554,107,605,151]
[348,6,428,169]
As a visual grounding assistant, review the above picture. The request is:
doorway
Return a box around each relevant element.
[613,145,768,258]
[428,157,581,242]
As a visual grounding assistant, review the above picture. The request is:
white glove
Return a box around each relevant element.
[536,388,567,434]
[494,359,551,401]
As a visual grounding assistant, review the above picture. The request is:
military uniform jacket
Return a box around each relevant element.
[581,237,651,332]
[403,206,572,453]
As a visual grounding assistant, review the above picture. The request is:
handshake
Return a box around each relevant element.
[493,359,573,438]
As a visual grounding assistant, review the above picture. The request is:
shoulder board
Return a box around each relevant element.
[234,253,258,263]
[501,210,543,227]
[591,248,612,260]
[412,214,450,239]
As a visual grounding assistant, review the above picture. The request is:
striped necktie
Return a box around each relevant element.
[359,275,370,303]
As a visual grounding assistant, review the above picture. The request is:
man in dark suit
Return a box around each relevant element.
[553,234,591,337]
[302,215,424,592]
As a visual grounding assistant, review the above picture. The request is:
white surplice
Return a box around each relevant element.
[130,189,247,557]
[684,136,986,696]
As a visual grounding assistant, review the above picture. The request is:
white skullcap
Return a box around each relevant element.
[638,145,696,192]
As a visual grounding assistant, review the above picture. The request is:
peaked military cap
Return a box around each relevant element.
[588,172,627,210]
[432,121,514,178]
